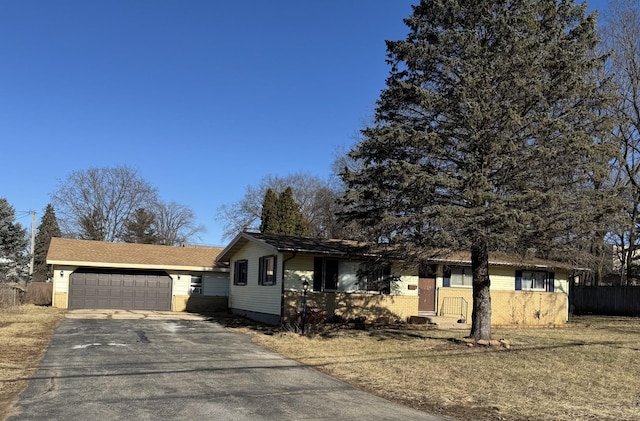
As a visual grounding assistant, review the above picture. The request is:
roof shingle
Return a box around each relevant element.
[47,238,224,270]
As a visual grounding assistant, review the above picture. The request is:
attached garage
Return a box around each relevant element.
[47,238,229,312]
[69,269,172,310]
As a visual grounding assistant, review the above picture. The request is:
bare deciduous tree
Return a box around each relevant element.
[216,173,343,241]
[52,166,158,242]
[601,0,640,284]
[154,201,205,246]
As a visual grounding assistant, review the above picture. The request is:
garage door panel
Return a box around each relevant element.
[96,278,110,286]
[69,270,172,310]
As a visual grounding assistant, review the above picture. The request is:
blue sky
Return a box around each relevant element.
[1,0,609,246]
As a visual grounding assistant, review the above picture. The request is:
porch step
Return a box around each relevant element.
[418,311,437,317]
[411,315,468,330]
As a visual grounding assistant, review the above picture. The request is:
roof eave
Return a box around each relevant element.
[47,259,228,272]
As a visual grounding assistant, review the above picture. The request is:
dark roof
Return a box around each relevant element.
[217,232,575,271]
[421,250,575,271]
[216,232,377,263]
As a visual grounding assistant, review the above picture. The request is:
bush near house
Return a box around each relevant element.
[25,282,53,306]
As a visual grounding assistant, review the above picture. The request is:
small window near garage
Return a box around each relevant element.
[234,260,248,286]
[258,255,277,286]
[190,275,202,295]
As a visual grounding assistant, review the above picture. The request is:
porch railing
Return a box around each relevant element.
[439,297,468,322]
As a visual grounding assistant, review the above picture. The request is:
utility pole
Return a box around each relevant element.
[29,210,36,277]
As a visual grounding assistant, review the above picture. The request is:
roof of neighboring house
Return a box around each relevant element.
[216,232,376,263]
[422,250,575,271]
[217,232,575,271]
[47,238,226,271]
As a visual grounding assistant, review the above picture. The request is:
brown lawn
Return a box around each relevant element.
[238,316,640,421]
[1,307,639,421]
[0,305,65,420]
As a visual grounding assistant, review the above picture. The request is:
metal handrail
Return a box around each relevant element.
[440,297,468,322]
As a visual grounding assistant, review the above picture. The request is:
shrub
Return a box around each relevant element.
[25,282,52,306]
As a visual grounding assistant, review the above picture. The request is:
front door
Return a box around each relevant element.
[418,277,436,313]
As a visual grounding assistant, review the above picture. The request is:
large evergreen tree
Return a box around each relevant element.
[341,0,617,341]
[259,189,280,234]
[259,187,309,237]
[32,204,61,282]
[0,198,28,283]
[122,208,158,244]
[276,187,309,237]
[218,173,341,240]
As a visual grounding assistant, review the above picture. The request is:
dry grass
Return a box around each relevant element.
[0,305,65,419]
[0,308,637,421]
[242,316,640,421]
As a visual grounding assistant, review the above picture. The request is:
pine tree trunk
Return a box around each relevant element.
[469,239,492,341]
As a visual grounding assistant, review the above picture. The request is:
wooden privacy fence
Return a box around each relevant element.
[571,286,640,316]
[0,285,25,308]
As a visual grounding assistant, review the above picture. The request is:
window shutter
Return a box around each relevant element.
[515,270,522,291]
[443,275,451,287]
[273,256,278,285]
[547,272,555,292]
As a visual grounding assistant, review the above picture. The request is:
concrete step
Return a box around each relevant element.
[424,315,468,329]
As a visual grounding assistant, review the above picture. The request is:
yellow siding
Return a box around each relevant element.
[437,287,568,325]
[173,295,189,311]
[229,241,282,317]
[53,292,68,309]
[283,291,418,321]
[51,265,76,309]
[489,267,517,290]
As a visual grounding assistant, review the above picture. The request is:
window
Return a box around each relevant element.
[450,266,472,287]
[190,275,202,295]
[522,271,546,290]
[313,258,339,291]
[516,270,555,292]
[258,255,277,286]
[360,263,392,294]
[234,260,248,286]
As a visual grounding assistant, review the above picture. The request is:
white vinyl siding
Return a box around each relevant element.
[54,265,77,293]
[229,242,282,317]
[173,274,190,295]
[392,263,419,296]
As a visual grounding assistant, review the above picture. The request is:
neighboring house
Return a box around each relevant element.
[47,238,229,312]
[216,232,573,326]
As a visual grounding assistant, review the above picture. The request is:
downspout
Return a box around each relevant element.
[280,252,297,324]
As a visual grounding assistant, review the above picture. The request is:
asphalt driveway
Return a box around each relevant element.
[8,314,448,421]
